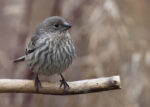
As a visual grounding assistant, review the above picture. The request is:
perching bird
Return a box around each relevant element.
[14,16,75,92]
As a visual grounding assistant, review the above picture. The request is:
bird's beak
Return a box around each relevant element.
[63,22,72,30]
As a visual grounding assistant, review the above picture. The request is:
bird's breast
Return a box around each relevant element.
[26,35,75,76]
[41,37,75,75]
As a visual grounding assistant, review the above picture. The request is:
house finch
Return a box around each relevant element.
[14,16,75,92]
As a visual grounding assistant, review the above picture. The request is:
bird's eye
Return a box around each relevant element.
[54,24,59,28]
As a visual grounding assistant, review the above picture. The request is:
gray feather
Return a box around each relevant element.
[14,56,25,62]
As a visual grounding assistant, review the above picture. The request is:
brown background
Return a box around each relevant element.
[0,0,150,107]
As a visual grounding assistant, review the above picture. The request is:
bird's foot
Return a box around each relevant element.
[59,78,69,91]
[59,73,69,91]
[34,74,41,92]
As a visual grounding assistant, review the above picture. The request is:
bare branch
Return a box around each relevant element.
[0,76,121,95]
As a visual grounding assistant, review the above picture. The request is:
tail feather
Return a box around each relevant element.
[14,56,25,63]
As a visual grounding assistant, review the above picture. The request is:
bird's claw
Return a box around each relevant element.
[59,79,69,91]
[34,74,41,92]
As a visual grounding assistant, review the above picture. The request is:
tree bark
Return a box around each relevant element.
[0,76,121,95]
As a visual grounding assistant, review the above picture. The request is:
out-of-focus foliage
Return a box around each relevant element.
[0,0,150,107]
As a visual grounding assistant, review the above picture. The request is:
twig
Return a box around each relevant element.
[0,76,121,95]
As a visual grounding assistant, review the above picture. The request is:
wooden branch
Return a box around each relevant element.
[0,76,121,95]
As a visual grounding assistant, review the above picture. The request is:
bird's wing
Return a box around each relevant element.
[14,35,41,63]
[25,35,41,55]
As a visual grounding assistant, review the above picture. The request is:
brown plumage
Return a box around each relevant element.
[14,16,75,92]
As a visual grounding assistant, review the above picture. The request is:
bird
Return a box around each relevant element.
[14,16,75,92]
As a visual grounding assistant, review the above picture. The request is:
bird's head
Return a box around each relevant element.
[36,16,71,35]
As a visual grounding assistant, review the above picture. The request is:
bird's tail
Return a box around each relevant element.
[14,56,25,63]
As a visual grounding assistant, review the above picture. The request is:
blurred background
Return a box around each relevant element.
[0,0,150,107]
